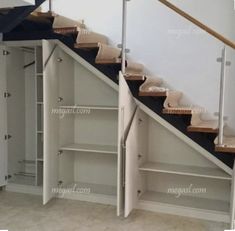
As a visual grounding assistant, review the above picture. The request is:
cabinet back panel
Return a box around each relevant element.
[24,51,37,163]
[58,50,75,106]
[59,151,75,186]
[147,116,219,168]
[74,153,117,186]
[74,111,118,146]
[59,114,75,146]
[74,63,118,107]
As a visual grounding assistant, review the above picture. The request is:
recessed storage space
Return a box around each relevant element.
[43,41,119,205]
[1,44,44,187]
[125,107,232,221]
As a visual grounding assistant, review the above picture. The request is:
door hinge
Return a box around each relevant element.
[58,97,63,102]
[4,92,11,98]
[3,50,10,56]
[58,150,63,156]
[57,57,63,62]
[58,180,63,186]
[4,134,12,140]
[6,175,11,180]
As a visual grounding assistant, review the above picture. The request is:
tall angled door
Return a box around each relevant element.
[0,46,7,187]
[43,40,60,204]
[117,72,137,216]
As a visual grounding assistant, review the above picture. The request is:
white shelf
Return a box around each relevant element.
[139,162,231,180]
[36,73,43,77]
[60,143,118,155]
[37,158,44,162]
[139,191,229,213]
[37,102,43,105]
[37,131,43,134]
[59,105,118,111]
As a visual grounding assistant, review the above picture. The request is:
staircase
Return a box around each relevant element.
[0,0,46,33]
[1,3,235,169]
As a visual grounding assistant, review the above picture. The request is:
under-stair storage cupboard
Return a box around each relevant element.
[119,73,232,223]
[0,39,234,224]
[0,41,44,191]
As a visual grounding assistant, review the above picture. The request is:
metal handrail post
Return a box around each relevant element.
[121,0,128,74]
[218,46,226,146]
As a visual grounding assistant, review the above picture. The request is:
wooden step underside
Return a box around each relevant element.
[163,107,193,115]
[54,27,77,34]
[125,74,145,81]
[33,11,55,18]
[215,137,235,153]
[74,43,99,49]
[187,126,218,133]
[215,146,235,153]
[139,91,167,97]
[95,58,122,64]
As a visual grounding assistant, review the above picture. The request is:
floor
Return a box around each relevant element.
[0,191,229,231]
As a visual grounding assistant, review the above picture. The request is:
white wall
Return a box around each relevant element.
[43,0,235,132]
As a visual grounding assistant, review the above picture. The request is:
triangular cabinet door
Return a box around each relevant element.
[43,40,60,205]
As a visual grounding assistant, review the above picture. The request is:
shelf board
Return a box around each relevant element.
[59,105,118,111]
[37,131,43,134]
[139,162,231,180]
[37,158,44,162]
[139,191,229,213]
[37,102,43,105]
[36,73,43,77]
[60,143,118,154]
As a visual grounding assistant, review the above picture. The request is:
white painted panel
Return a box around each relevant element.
[74,62,118,107]
[124,109,139,217]
[0,0,34,8]
[43,40,59,204]
[0,46,7,187]
[6,48,25,181]
[118,72,137,217]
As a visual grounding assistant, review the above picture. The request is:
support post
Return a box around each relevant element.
[218,46,226,146]
[121,0,128,74]
[49,0,52,13]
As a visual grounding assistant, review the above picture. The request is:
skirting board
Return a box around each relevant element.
[6,183,43,196]
[57,193,117,206]
[136,200,230,223]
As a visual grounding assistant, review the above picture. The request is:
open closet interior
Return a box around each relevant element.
[124,106,232,222]
[3,44,44,187]
[43,41,119,205]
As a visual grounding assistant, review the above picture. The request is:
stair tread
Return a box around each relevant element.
[215,136,235,153]
[188,120,218,133]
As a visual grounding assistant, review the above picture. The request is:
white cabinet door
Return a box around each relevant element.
[43,40,60,204]
[117,72,137,216]
[0,46,7,187]
[124,108,139,217]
